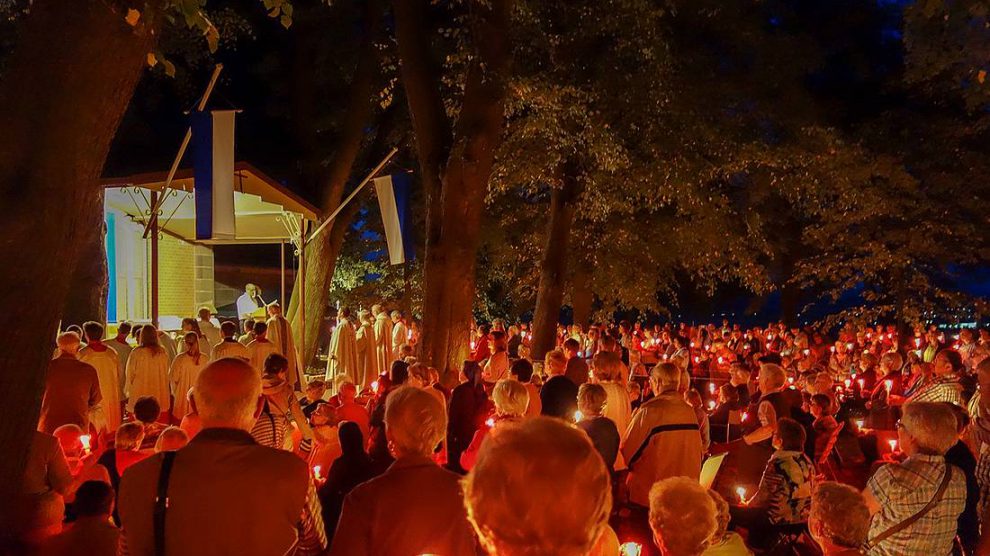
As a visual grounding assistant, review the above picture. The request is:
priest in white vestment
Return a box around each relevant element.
[169,332,208,420]
[105,323,132,399]
[78,323,122,432]
[236,283,265,326]
[391,311,409,356]
[266,302,302,389]
[373,304,394,374]
[247,321,278,375]
[326,308,359,390]
[125,326,171,417]
[355,311,379,389]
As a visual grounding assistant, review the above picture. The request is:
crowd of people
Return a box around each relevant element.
[17,304,990,555]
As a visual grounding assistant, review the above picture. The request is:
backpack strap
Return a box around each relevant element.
[153,451,178,556]
[862,465,952,552]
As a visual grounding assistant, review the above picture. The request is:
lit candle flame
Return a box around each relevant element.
[736,486,748,504]
[79,434,92,454]
[741,411,749,421]
[709,383,716,394]
[313,465,323,481]
[619,542,643,556]
[889,439,898,452]
[707,400,716,410]
[855,419,864,430]
[371,380,379,393]
[885,379,893,393]
[486,417,496,428]
[573,411,583,422]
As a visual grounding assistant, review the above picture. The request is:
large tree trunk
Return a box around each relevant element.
[287,1,383,369]
[0,0,157,540]
[62,195,109,327]
[570,258,594,328]
[394,0,512,377]
[531,167,582,361]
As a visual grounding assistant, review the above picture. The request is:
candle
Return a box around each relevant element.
[717,356,724,364]
[803,349,810,356]
[694,356,700,364]
[845,379,852,388]
[690,341,696,348]
[470,340,476,350]
[741,411,749,421]
[619,542,643,556]
[788,376,795,385]
[707,400,716,410]
[79,434,92,455]
[736,486,748,504]
[767,334,774,341]
[486,417,496,428]
[885,379,893,393]
[709,383,716,395]
[889,439,898,452]
[371,380,379,393]
[857,379,865,391]
[407,330,412,340]
[855,419,864,430]
[830,346,836,353]
[846,342,854,351]
[573,411,583,422]
[313,465,323,481]
[914,337,921,348]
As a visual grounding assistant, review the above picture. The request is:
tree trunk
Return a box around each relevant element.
[394,0,512,377]
[571,259,593,328]
[62,192,109,327]
[286,1,383,368]
[0,0,157,540]
[531,167,582,361]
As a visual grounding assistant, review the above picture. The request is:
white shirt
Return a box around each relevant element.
[236,293,261,319]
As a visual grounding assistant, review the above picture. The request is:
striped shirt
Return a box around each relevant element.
[866,455,967,556]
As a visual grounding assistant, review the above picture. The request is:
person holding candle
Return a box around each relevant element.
[483,330,512,386]
[317,421,376,544]
[591,351,633,436]
[810,394,840,462]
[576,383,621,475]
[463,417,617,556]
[866,352,905,430]
[330,386,477,555]
[459,378,529,472]
[118,358,327,555]
[862,401,966,555]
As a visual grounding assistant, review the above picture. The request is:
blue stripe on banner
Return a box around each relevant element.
[191,112,214,240]
[390,173,415,262]
[105,212,117,323]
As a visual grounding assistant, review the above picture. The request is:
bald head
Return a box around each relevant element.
[193,358,263,431]
[56,332,81,355]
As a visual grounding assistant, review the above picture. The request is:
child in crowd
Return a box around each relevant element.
[810,393,839,461]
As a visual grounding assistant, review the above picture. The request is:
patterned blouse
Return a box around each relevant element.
[754,449,815,524]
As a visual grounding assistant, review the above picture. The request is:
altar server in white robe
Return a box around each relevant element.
[105,322,132,398]
[197,306,222,347]
[326,308,359,390]
[373,304,393,373]
[355,310,379,389]
[125,325,171,418]
[391,311,409,356]
[78,321,122,432]
[247,321,278,374]
[266,302,301,389]
[212,321,249,361]
[169,332,208,420]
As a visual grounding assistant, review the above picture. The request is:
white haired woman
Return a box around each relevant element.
[329,387,476,556]
[463,416,618,556]
[459,379,529,471]
[649,477,719,556]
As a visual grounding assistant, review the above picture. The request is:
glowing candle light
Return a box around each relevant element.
[803,349,810,356]
[709,383,716,395]
[707,400,716,410]
[788,377,795,385]
[690,341,696,348]
[857,379,865,391]
[885,379,893,393]
[470,340,476,350]
[486,417,496,428]
[914,337,921,348]
[846,343,854,351]
[573,411,583,423]
[889,439,898,452]
[717,356,724,364]
[619,542,643,556]
[371,380,380,393]
[845,379,852,388]
[741,411,749,421]
[407,330,412,340]
[694,356,700,364]
[767,334,774,341]
[79,434,92,455]
[313,465,323,481]
[830,346,836,353]
[736,486,748,504]
[855,419,864,430]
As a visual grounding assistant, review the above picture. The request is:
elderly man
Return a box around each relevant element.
[330,387,476,556]
[373,304,393,373]
[862,402,966,555]
[118,358,326,555]
[390,310,408,355]
[236,283,264,328]
[463,417,617,556]
[809,482,872,555]
[622,362,703,508]
[648,477,718,556]
[909,349,964,405]
[39,332,102,434]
